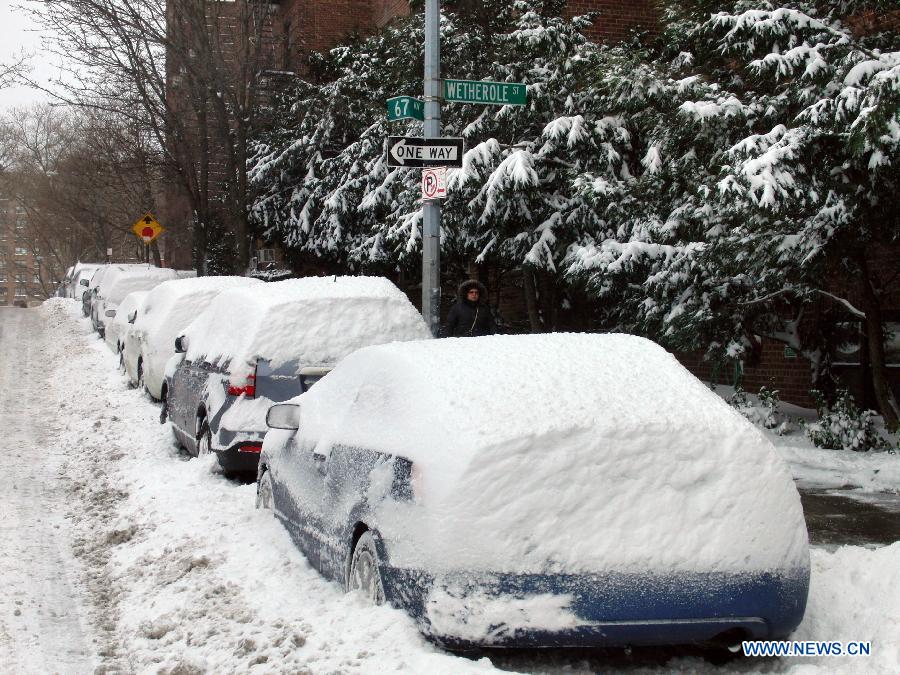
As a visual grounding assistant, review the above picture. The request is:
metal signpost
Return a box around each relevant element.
[384,1,528,335]
[421,0,442,336]
[131,212,165,264]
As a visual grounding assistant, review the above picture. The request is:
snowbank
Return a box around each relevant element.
[183,276,430,375]
[297,333,809,575]
[793,543,900,673]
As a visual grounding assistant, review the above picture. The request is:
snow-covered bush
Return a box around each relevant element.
[728,383,793,435]
[806,389,890,452]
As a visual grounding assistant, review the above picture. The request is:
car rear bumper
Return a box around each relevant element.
[381,567,809,648]
[215,428,265,473]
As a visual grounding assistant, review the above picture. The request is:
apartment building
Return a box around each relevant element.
[0,197,53,307]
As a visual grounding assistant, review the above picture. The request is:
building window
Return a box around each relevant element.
[33,272,40,283]
[0,271,5,283]
[15,286,26,297]
[15,247,27,256]
[257,248,275,263]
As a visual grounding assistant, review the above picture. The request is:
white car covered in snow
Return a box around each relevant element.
[164,276,431,475]
[123,276,261,400]
[104,290,149,359]
[259,333,811,649]
[93,266,182,337]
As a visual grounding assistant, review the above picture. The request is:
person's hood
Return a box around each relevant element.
[457,279,488,302]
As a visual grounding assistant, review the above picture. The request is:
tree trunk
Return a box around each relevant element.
[522,266,543,333]
[150,240,162,267]
[858,254,900,430]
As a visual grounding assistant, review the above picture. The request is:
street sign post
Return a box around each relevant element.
[422,0,442,337]
[387,136,463,168]
[387,96,425,122]
[443,78,527,106]
[421,167,447,200]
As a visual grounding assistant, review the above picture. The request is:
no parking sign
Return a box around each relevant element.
[421,167,447,201]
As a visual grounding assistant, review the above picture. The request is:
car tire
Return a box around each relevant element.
[196,419,211,458]
[256,470,274,510]
[348,532,385,605]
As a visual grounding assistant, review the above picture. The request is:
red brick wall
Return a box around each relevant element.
[676,341,818,408]
[278,0,375,58]
[372,0,411,27]
[564,0,659,42]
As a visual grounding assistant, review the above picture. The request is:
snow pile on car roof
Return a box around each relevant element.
[102,267,180,305]
[295,333,809,576]
[136,276,262,337]
[183,276,431,371]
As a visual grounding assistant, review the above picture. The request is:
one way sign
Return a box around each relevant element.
[387,136,464,168]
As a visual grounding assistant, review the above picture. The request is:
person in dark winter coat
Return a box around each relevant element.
[441,280,497,337]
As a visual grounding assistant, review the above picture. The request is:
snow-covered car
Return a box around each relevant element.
[103,290,149,359]
[258,333,810,649]
[123,276,261,400]
[92,266,180,336]
[75,264,107,312]
[66,262,100,300]
[164,276,431,475]
[82,264,145,318]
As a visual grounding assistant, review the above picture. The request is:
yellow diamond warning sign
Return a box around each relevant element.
[132,213,165,244]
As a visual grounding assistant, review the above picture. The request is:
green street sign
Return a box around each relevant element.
[387,96,424,122]
[443,78,527,106]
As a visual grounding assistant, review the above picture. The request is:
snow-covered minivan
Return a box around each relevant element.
[163,276,431,476]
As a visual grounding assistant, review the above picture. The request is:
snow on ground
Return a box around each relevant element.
[713,385,900,496]
[10,299,899,674]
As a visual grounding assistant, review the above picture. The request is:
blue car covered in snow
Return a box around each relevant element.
[258,333,810,649]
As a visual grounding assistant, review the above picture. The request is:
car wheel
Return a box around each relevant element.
[256,470,274,510]
[196,419,211,458]
[348,532,385,604]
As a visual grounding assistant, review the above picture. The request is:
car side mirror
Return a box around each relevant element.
[128,310,137,324]
[174,336,187,353]
[267,404,300,431]
[80,279,89,286]
[105,309,116,318]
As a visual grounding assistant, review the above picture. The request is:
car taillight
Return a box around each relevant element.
[227,362,257,398]
[238,443,262,454]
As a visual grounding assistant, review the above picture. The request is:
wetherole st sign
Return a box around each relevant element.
[387,136,463,168]
[443,78,527,106]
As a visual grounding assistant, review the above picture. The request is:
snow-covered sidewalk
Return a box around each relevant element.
[4,299,898,674]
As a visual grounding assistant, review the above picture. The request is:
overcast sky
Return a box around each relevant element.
[0,2,61,110]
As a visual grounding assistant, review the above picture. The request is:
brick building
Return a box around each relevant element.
[0,196,54,307]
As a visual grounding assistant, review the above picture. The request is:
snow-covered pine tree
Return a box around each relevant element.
[249,0,629,328]
[567,0,899,428]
